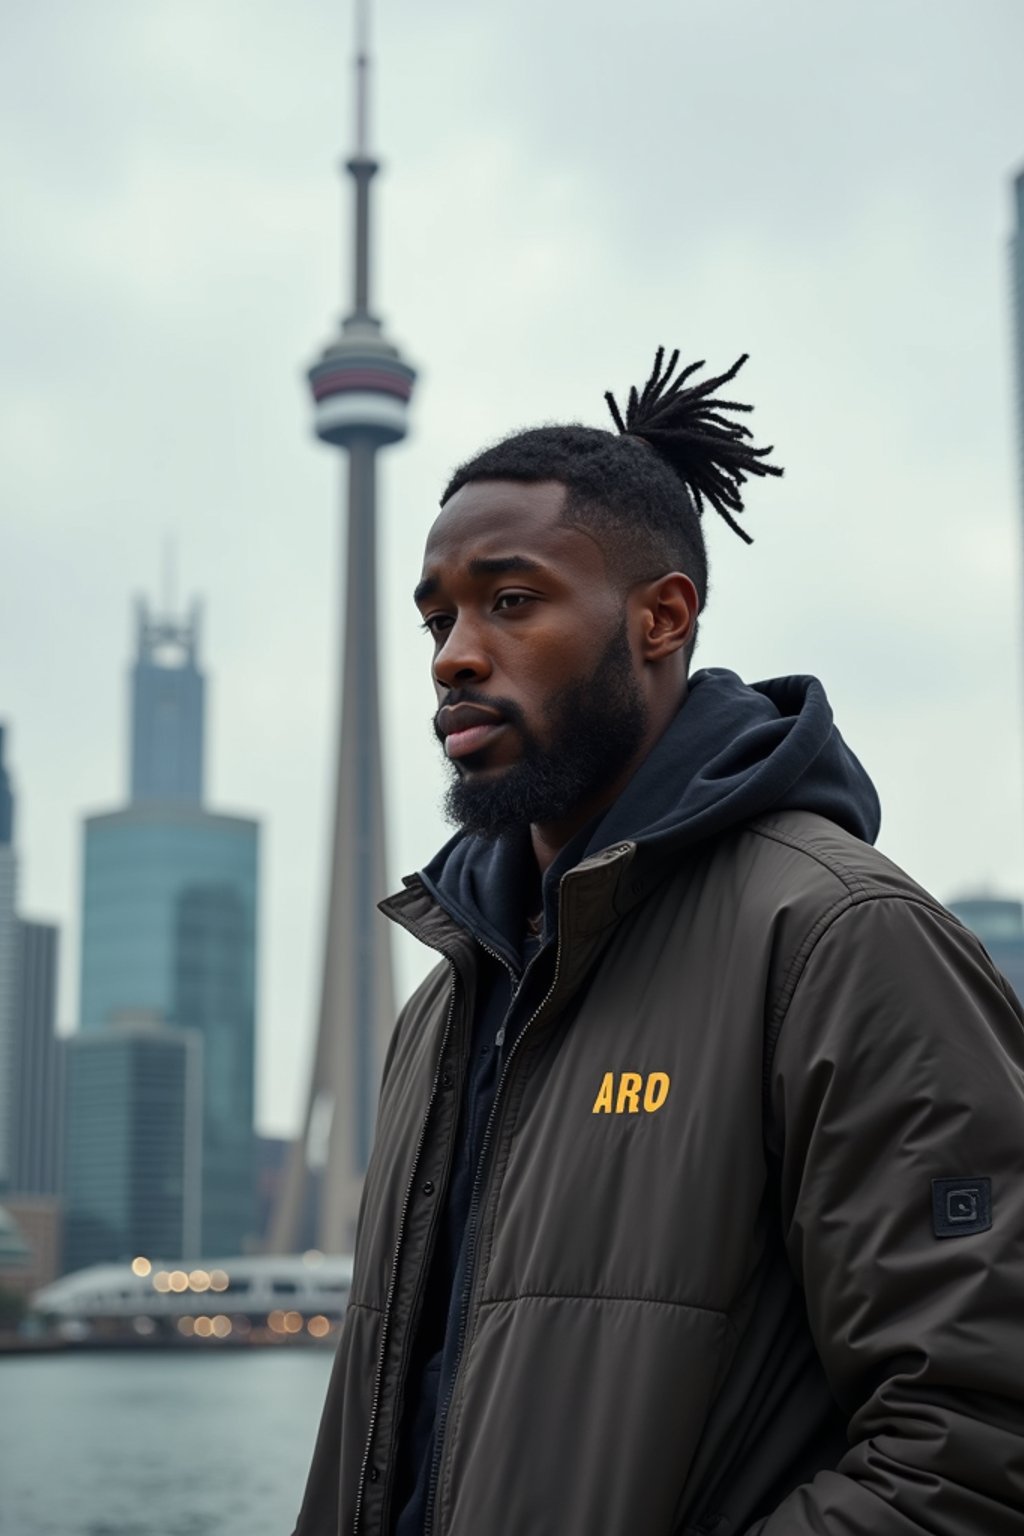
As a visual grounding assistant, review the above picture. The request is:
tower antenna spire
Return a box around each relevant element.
[347,0,376,319]
[355,0,370,157]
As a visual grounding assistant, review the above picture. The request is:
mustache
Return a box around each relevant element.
[432,687,528,746]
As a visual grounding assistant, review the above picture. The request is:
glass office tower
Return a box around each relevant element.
[70,599,260,1264]
[13,919,61,1196]
[80,804,258,1254]
[64,1018,202,1272]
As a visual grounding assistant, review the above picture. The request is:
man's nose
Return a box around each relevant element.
[433,615,492,690]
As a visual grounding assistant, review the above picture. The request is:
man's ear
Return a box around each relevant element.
[634,572,699,661]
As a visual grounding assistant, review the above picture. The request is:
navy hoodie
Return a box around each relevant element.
[392,669,880,1534]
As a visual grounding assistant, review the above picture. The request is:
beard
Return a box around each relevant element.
[438,619,649,840]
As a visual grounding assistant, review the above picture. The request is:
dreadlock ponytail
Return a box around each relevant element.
[604,348,783,544]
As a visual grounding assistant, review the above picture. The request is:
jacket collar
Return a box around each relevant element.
[380,840,638,989]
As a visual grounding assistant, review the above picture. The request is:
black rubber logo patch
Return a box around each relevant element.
[932,1177,992,1238]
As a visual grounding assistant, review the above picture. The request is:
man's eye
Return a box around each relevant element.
[494,593,532,612]
[420,615,453,638]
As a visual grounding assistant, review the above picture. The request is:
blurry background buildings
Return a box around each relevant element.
[12,917,61,1196]
[63,1015,202,1271]
[0,729,63,1293]
[948,896,1024,999]
[65,598,259,1269]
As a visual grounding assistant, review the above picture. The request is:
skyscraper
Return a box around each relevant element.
[0,729,63,1203]
[64,1016,202,1272]
[69,597,259,1262]
[12,918,62,1196]
[0,728,18,1192]
[271,4,415,1254]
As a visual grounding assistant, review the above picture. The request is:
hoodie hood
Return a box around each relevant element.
[415,669,880,970]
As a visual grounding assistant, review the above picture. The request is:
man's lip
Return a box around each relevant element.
[445,721,506,761]
[437,703,505,738]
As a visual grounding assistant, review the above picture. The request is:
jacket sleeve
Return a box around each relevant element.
[754,895,1024,1535]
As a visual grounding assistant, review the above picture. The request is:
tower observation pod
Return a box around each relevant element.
[308,315,415,446]
[270,0,415,1257]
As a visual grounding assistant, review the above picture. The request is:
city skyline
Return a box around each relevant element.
[2,0,1024,1137]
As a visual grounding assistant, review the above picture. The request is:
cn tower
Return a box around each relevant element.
[271,0,415,1254]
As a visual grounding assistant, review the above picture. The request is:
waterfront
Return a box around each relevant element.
[0,1348,335,1536]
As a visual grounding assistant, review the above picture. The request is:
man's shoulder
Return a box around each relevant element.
[696,809,963,989]
[736,808,943,918]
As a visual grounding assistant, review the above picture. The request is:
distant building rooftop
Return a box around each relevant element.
[947,895,1024,947]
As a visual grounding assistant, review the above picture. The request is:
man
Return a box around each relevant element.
[294,349,1024,1535]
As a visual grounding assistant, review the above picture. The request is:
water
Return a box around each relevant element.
[0,1348,336,1536]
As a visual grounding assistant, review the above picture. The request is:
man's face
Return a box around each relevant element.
[415,479,650,839]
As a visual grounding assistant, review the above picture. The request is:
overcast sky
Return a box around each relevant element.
[2,0,1023,1136]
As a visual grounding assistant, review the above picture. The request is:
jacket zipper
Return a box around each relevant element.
[475,934,522,1013]
[422,923,567,1536]
[352,959,459,1536]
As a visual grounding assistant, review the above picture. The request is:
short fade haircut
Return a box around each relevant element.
[443,423,707,602]
[441,349,783,649]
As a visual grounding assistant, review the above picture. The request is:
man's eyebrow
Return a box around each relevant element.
[468,555,543,579]
[413,556,543,607]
